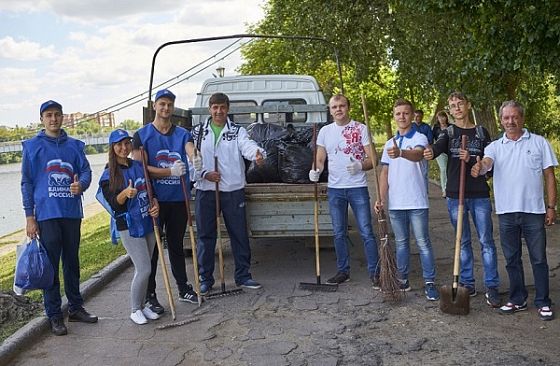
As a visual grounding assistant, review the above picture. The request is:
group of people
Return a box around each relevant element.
[21,89,556,336]
[21,90,265,334]
[309,92,556,322]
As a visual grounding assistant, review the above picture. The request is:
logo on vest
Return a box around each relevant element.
[133,178,150,218]
[46,159,75,198]
[155,150,181,185]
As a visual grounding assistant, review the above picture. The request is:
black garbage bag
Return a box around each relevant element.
[278,141,314,184]
[246,139,282,183]
[247,122,287,143]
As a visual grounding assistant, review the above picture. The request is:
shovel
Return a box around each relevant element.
[299,123,337,292]
[440,135,470,315]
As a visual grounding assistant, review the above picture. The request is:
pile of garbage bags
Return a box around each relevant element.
[246,122,328,184]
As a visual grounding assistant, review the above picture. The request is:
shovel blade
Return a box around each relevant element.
[439,285,470,315]
[299,282,338,292]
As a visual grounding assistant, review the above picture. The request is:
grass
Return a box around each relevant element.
[0,211,126,342]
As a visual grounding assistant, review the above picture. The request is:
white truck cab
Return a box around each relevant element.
[190,74,328,128]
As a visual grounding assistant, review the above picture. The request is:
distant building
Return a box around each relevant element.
[63,112,115,128]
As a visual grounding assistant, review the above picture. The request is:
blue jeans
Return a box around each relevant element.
[38,218,84,319]
[447,198,499,288]
[196,189,252,286]
[498,213,550,308]
[327,187,379,276]
[389,209,436,282]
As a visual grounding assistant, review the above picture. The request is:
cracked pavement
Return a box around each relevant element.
[9,180,560,365]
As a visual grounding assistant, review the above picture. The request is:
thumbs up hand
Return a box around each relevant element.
[70,174,82,195]
[346,157,362,175]
[388,138,401,159]
[471,156,484,178]
[125,179,137,198]
[255,149,265,167]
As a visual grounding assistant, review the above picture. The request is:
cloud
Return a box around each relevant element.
[0,0,265,127]
[0,36,56,61]
[0,0,183,19]
[0,68,39,94]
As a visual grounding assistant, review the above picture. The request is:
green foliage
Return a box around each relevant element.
[119,119,141,130]
[0,152,22,164]
[84,145,98,155]
[241,0,560,137]
[76,119,101,136]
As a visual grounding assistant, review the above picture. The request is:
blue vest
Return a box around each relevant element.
[137,124,191,202]
[98,161,153,238]
[21,130,91,221]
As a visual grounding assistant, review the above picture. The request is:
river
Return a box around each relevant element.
[0,153,108,237]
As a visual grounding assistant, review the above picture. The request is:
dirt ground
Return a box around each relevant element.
[6,179,560,365]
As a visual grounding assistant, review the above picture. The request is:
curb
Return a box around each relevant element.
[0,254,131,365]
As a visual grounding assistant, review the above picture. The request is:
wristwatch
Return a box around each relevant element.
[547,205,557,210]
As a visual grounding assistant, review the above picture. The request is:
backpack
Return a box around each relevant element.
[446,124,486,141]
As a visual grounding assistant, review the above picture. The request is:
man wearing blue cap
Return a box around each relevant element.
[21,100,96,336]
[133,89,201,312]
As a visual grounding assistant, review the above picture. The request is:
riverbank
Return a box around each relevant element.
[0,202,104,257]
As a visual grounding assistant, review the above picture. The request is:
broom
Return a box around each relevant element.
[361,95,403,302]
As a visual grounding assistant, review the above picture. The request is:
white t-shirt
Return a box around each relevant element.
[484,129,558,214]
[380,129,429,210]
[317,120,371,188]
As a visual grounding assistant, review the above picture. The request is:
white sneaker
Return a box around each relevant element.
[130,310,148,325]
[142,306,161,320]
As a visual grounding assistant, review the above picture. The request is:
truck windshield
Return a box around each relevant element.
[230,100,257,125]
[262,99,307,124]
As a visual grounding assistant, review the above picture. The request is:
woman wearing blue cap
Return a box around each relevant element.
[99,129,161,325]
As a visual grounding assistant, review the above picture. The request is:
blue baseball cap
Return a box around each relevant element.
[40,100,63,116]
[154,89,176,102]
[109,129,132,144]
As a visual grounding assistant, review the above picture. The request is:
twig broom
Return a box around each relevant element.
[361,95,403,302]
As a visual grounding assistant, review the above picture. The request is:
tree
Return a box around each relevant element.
[119,119,141,131]
[241,0,560,137]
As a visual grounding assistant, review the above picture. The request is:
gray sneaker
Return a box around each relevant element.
[371,275,381,290]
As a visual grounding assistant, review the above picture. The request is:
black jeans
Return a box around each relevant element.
[146,201,189,296]
[39,218,83,319]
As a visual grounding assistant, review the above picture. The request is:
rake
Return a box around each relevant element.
[299,123,338,292]
[206,156,243,299]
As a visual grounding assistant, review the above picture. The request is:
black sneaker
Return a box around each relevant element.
[326,272,350,285]
[499,301,528,315]
[179,285,199,304]
[460,284,477,297]
[68,307,98,323]
[485,287,501,308]
[399,279,411,292]
[49,317,67,336]
[538,306,554,321]
[145,293,164,315]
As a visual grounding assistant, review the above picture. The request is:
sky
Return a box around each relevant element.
[0,0,266,128]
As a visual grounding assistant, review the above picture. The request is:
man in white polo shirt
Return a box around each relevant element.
[375,98,439,301]
[471,100,557,321]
